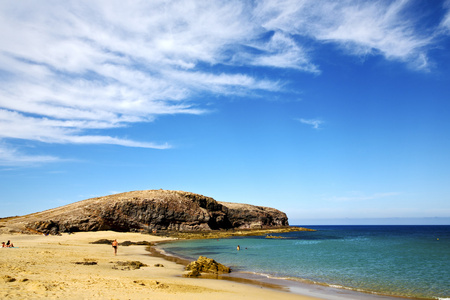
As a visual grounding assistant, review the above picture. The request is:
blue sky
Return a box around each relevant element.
[1,0,450,225]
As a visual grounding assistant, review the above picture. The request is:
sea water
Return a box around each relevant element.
[159,225,450,299]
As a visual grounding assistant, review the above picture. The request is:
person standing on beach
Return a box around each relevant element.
[112,239,118,256]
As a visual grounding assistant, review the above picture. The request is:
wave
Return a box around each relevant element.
[236,270,435,300]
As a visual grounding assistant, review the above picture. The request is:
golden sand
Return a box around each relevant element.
[0,231,321,299]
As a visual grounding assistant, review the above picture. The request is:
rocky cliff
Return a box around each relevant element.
[1,190,289,235]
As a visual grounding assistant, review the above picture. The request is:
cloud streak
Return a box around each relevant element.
[0,0,447,165]
[0,143,61,166]
[255,0,435,69]
[298,118,324,129]
[441,0,450,33]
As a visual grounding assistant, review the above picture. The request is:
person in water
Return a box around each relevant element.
[237,245,240,251]
[112,239,118,256]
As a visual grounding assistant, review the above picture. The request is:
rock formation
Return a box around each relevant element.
[0,190,289,235]
[185,256,231,277]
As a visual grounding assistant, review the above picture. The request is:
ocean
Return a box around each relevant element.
[158,225,450,300]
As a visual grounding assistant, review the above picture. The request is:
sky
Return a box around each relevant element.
[1,0,450,225]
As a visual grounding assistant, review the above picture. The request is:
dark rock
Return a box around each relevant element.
[185,269,200,277]
[135,241,153,246]
[2,275,16,283]
[10,190,289,235]
[220,202,289,229]
[118,240,153,246]
[119,241,134,246]
[113,261,147,270]
[90,239,114,245]
[74,261,97,265]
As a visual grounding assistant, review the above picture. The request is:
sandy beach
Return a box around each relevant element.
[0,231,321,300]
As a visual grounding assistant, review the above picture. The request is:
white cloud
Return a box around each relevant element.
[0,143,61,166]
[298,118,323,129]
[0,109,169,149]
[0,0,446,165]
[441,1,450,33]
[255,0,435,69]
[0,0,269,165]
[442,15,450,32]
[235,31,320,73]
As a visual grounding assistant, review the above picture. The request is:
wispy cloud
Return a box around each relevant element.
[0,109,170,149]
[255,0,436,70]
[0,1,267,164]
[440,0,450,33]
[0,143,61,166]
[298,118,324,129]
[0,0,447,165]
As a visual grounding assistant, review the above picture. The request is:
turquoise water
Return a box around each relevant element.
[159,226,450,299]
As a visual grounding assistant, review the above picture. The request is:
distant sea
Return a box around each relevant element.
[159,225,450,299]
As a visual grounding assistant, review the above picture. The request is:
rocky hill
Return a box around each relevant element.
[0,190,289,235]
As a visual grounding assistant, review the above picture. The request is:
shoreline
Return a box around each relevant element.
[149,226,316,240]
[0,230,429,300]
[148,241,290,291]
[152,238,421,300]
[0,231,320,299]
